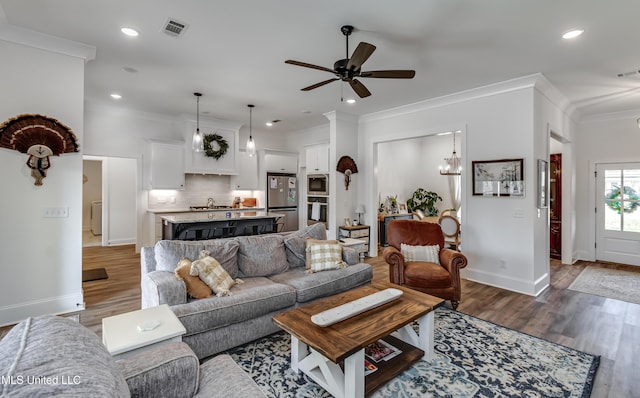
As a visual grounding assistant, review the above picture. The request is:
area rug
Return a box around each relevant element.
[568,265,640,305]
[225,308,599,398]
[82,267,108,282]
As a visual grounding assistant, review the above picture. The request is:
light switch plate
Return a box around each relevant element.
[43,207,69,218]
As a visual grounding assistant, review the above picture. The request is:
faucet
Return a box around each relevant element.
[207,198,215,208]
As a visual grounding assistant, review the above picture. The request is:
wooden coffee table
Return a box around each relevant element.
[273,282,444,398]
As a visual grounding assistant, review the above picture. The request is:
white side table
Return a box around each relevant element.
[102,304,186,358]
[339,238,367,260]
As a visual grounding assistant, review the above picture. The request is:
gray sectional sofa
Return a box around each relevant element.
[141,223,373,359]
[0,315,266,398]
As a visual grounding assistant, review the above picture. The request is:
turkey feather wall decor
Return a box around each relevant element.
[0,114,79,186]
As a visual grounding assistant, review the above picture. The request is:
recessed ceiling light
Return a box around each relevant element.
[121,27,139,37]
[110,93,122,99]
[266,122,273,127]
[346,98,356,104]
[562,29,584,39]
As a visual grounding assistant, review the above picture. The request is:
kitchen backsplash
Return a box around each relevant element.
[148,174,240,210]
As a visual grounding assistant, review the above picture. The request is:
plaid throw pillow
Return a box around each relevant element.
[400,243,440,264]
[190,255,243,296]
[306,242,347,273]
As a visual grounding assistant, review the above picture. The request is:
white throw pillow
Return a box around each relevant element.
[306,242,347,273]
[190,255,243,296]
[400,243,440,264]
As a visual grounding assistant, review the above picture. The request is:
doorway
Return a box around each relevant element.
[83,159,103,247]
[595,162,640,266]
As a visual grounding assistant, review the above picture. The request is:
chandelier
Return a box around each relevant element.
[439,132,461,176]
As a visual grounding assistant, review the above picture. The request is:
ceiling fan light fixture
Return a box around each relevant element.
[562,29,584,39]
[246,104,256,157]
[192,92,204,153]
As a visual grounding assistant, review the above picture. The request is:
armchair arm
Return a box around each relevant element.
[383,246,406,284]
[117,342,199,398]
[141,271,187,308]
[438,248,468,275]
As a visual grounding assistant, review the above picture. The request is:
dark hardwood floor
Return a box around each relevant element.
[2,244,639,397]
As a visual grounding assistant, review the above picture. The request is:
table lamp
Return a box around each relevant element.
[355,204,365,225]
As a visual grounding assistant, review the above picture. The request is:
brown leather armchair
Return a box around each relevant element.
[383,219,468,309]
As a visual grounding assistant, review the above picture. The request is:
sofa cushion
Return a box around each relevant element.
[283,223,327,268]
[175,258,213,299]
[235,234,288,277]
[155,239,240,277]
[190,256,241,297]
[268,263,373,303]
[0,315,130,397]
[172,277,296,334]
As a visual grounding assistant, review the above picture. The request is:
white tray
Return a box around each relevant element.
[311,288,403,327]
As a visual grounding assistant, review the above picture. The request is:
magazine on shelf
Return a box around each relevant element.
[365,339,402,362]
[364,359,377,376]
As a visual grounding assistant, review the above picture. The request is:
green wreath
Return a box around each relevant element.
[605,184,640,214]
[203,133,228,160]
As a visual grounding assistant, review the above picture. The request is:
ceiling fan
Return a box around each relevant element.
[285,25,415,98]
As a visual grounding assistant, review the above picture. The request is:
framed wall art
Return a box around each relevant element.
[472,158,524,197]
[537,159,548,208]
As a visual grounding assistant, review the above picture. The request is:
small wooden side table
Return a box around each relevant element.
[102,304,186,358]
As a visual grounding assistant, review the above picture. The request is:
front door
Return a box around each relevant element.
[595,163,640,266]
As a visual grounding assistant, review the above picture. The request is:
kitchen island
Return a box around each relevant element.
[161,211,284,240]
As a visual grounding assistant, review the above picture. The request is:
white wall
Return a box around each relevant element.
[574,114,640,261]
[358,75,571,296]
[0,40,85,326]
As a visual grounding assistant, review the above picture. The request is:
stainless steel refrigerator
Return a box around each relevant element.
[266,172,299,232]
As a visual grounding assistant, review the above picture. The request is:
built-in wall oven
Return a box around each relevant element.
[307,174,329,196]
[307,196,328,228]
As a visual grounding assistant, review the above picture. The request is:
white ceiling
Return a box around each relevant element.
[2,0,640,134]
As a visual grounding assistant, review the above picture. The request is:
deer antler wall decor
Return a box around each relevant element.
[0,114,79,186]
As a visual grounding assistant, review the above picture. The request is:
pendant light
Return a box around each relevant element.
[246,104,256,157]
[439,131,462,176]
[192,92,204,152]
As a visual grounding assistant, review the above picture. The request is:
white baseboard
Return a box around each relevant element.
[461,268,547,296]
[0,293,84,328]
[107,238,135,246]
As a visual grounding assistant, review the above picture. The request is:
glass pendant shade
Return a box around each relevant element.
[192,92,204,152]
[246,104,256,157]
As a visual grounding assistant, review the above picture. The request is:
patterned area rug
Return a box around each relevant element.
[225,308,599,397]
[568,265,640,304]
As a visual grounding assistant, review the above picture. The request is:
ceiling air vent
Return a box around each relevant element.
[162,18,188,37]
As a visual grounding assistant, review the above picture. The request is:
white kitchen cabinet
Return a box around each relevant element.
[183,121,240,175]
[231,149,258,189]
[264,152,298,173]
[149,141,185,190]
[306,144,329,173]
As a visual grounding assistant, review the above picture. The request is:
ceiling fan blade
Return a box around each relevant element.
[285,60,336,74]
[349,79,371,98]
[346,42,376,71]
[359,70,416,79]
[301,78,339,91]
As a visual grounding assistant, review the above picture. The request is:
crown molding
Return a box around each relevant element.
[0,23,96,62]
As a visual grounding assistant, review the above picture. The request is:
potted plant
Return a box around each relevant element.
[406,188,442,216]
[387,195,399,213]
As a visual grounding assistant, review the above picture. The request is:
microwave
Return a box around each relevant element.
[307,174,329,196]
